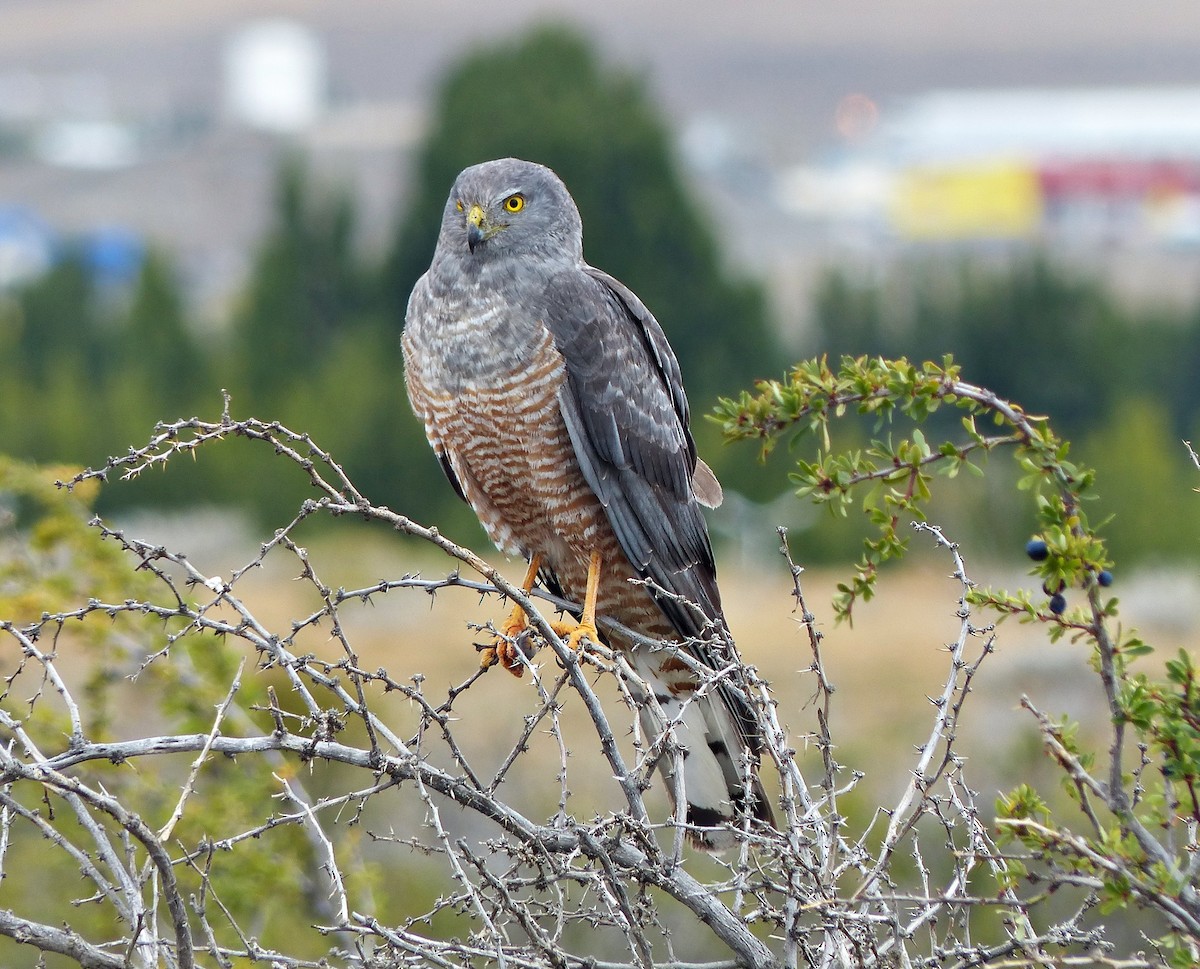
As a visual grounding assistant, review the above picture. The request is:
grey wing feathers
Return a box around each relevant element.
[544,268,767,771]
[542,266,721,638]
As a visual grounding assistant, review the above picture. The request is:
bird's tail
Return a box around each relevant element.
[629,651,775,851]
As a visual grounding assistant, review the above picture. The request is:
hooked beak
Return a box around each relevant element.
[466,203,487,253]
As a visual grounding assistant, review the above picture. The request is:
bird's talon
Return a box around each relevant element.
[496,637,526,677]
[479,628,535,677]
[499,614,528,640]
[550,619,598,653]
[568,625,598,653]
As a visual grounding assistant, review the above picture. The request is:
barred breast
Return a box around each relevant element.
[405,322,673,645]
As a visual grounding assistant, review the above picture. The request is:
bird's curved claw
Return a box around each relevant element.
[478,623,537,677]
[479,613,596,676]
[550,617,598,654]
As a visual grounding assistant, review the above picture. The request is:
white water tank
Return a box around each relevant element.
[223,19,326,133]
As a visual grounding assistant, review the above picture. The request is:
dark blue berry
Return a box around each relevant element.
[1097,570,1113,587]
[1042,578,1065,596]
[1049,593,1067,615]
[1025,539,1049,561]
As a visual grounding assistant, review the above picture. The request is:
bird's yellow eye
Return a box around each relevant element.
[503,194,525,213]
[455,200,464,212]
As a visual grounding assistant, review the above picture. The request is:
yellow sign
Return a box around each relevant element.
[889,163,1042,239]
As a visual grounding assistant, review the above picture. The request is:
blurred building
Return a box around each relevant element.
[783,87,1200,247]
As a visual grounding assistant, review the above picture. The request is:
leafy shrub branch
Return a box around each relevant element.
[716,354,1200,964]
[714,355,1108,620]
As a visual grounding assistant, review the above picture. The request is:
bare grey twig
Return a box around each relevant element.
[0,409,1186,968]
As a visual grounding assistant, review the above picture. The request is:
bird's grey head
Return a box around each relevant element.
[434,158,584,264]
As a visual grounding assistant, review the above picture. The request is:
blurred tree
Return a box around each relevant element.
[1079,396,1198,564]
[11,253,99,378]
[811,255,1188,440]
[381,25,779,454]
[942,257,1128,434]
[210,158,424,524]
[808,267,887,358]
[10,252,103,383]
[3,255,110,466]
[1167,301,1200,437]
[115,248,205,408]
[232,157,367,398]
[94,249,223,510]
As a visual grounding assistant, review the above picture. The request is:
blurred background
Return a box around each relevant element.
[2,0,1199,567]
[4,3,1200,959]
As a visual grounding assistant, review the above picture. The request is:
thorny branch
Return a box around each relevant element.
[0,408,1187,967]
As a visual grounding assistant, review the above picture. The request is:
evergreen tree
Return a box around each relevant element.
[116,248,204,407]
[13,253,103,384]
[3,254,110,464]
[811,255,1181,439]
[382,25,778,410]
[1080,396,1198,564]
[211,158,424,524]
[232,158,365,398]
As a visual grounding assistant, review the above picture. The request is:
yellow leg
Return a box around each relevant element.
[482,550,601,675]
[501,555,542,638]
[550,549,601,651]
[480,555,542,675]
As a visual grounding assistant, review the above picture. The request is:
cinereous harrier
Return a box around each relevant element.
[403,158,773,848]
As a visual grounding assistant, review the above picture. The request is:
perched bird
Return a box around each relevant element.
[403,157,773,848]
